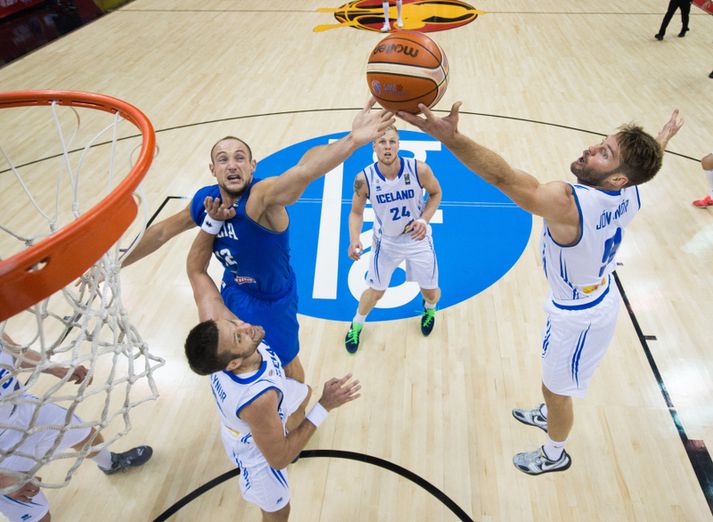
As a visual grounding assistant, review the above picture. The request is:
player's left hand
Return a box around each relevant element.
[51,364,92,385]
[406,218,428,241]
[351,97,396,147]
[67,365,91,385]
[656,109,684,149]
[204,196,236,221]
[397,101,462,144]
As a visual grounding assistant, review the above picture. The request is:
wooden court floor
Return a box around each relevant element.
[1,1,712,520]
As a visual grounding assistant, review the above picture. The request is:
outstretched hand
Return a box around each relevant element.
[397,102,462,144]
[318,373,361,411]
[204,196,236,221]
[351,97,396,147]
[656,109,684,149]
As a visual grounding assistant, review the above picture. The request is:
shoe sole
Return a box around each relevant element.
[511,410,548,432]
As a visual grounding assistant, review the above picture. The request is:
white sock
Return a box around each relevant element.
[424,300,437,310]
[92,448,113,470]
[397,0,402,22]
[382,1,389,23]
[352,312,366,325]
[543,436,566,460]
[540,403,548,418]
[705,169,713,197]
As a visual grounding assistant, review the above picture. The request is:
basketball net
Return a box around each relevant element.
[0,92,164,493]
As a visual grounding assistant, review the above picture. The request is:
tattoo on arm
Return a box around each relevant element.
[354,178,364,194]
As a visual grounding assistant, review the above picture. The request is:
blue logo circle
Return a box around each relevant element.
[256,130,532,322]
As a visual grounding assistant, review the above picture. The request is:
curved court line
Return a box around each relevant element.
[151,449,473,522]
[0,107,699,175]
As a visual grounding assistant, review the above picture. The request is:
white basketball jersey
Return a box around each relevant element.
[210,343,292,467]
[541,184,640,308]
[363,157,426,238]
[0,349,20,420]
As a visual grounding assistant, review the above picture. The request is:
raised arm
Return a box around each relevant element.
[399,103,578,227]
[240,373,361,470]
[122,205,195,268]
[249,98,395,214]
[348,172,369,260]
[186,198,236,322]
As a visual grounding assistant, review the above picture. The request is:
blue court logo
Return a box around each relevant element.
[256,131,532,322]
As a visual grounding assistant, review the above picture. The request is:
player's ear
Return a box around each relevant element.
[209,162,216,176]
[225,358,243,372]
[608,172,629,189]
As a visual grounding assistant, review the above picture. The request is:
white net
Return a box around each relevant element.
[0,94,164,494]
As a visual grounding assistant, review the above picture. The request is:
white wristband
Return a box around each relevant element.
[416,218,427,226]
[306,402,329,428]
[201,216,224,235]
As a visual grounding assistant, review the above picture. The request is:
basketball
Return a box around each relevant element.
[366,30,449,114]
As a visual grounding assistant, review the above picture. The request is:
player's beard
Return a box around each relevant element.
[570,161,618,188]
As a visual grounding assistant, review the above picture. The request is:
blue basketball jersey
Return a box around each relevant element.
[190,180,295,300]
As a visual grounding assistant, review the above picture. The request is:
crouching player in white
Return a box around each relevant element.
[184,198,361,521]
[0,334,153,522]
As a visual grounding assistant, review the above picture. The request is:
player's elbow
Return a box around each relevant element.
[263,450,290,470]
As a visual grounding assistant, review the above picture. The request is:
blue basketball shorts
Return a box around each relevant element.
[221,283,300,366]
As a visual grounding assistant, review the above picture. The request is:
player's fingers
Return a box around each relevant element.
[347,382,362,395]
[396,111,424,127]
[450,101,463,117]
[337,373,353,385]
[363,96,377,111]
[418,104,435,121]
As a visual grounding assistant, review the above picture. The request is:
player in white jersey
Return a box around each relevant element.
[344,126,443,353]
[185,198,361,521]
[399,102,683,475]
[0,334,153,522]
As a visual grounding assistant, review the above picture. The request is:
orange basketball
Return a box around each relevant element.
[366,31,449,114]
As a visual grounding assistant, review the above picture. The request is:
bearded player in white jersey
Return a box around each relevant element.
[184,198,361,521]
[399,103,683,475]
[344,126,443,354]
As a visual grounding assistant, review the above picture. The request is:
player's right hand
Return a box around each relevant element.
[204,196,236,221]
[318,373,361,411]
[7,479,41,503]
[348,241,363,261]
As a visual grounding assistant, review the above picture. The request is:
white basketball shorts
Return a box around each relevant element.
[0,398,91,522]
[220,424,291,513]
[219,379,307,513]
[0,490,49,522]
[541,284,621,397]
[367,232,438,291]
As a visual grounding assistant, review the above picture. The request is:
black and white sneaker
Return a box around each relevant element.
[102,446,153,475]
[513,446,571,475]
[512,403,548,432]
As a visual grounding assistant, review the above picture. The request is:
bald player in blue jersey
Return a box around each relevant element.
[123,98,395,382]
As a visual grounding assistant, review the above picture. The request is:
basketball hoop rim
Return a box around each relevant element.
[0,90,156,322]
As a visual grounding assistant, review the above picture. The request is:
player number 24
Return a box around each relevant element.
[389,206,411,221]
